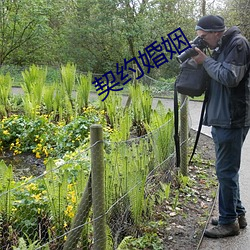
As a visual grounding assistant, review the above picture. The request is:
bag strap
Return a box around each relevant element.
[174,80,180,168]
[188,91,208,164]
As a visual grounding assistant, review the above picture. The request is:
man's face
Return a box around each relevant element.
[196,30,222,49]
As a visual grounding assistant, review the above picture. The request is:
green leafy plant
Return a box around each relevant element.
[60,63,76,103]
[158,182,171,203]
[12,176,49,241]
[0,161,15,222]
[0,107,103,158]
[178,173,191,189]
[129,84,153,129]
[43,84,56,114]
[0,73,12,117]
[21,65,47,118]
[117,233,163,250]
[144,100,174,164]
[102,93,123,128]
[172,190,180,210]
[13,236,43,250]
[76,72,92,111]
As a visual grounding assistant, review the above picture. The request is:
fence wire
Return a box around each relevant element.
[0,74,192,249]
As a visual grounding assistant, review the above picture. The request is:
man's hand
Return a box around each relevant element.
[192,47,207,64]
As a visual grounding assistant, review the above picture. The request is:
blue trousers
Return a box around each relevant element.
[211,126,249,225]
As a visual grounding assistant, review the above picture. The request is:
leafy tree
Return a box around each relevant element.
[0,0,76,66]
[65,0,199,78]
[219,0,250,40]
[1,0,232,80]
[0,0,47,65]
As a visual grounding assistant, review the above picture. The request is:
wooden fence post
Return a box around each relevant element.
[91,124,106,250]
[63,175,92,250]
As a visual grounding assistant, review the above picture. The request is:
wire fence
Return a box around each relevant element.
[0,95,191,249]
[0,65,192,249]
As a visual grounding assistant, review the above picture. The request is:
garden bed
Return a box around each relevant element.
[0,130,217,250]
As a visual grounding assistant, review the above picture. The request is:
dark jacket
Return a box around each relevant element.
[203,26,250,128]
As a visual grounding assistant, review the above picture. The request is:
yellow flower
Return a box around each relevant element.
[65,205,74,218]
[14,149,22,155]
[36,152,41,159]
[43,147,49,157]
[12,207,17,212]
[32,193,42,201]
[71,195,76,204]
[26,183,37,191]
[3,130,9,135]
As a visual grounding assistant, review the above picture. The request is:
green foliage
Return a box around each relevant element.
[0,153,91,248]
[61,63,76,101]
[0,73,12,117]
[43,85,56,113]
[178,172,192,189]
[102,93,123,129]
[105,135,153,228]
[43,159,68,230]
[65,0,198,76]
[0,0,53,65]
[129,84,153,127]
[0,161,14,222]
[0,78,180,247]
[12,176,48,240]
[76,72,92,110]
[158,182,171,203]
[0,108,102,157]
[117,233,163,250]
[0,0,231,78]
[144,100,175,163]
[13,235,47,250]
[21,65,47,118]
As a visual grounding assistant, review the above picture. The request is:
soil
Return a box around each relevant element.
[158,130,217,250]
[0,152,45,180]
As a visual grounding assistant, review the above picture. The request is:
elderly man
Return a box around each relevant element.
[192,15,250,238]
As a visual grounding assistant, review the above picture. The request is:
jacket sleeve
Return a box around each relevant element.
[203,38,250,87]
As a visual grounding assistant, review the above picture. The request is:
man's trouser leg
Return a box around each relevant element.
[211,126,249,224]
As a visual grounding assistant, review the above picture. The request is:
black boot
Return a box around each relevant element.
[205,222,240,238]
[211,214,247,229]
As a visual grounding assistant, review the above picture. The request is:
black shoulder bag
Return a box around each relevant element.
[175,58,208,97]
